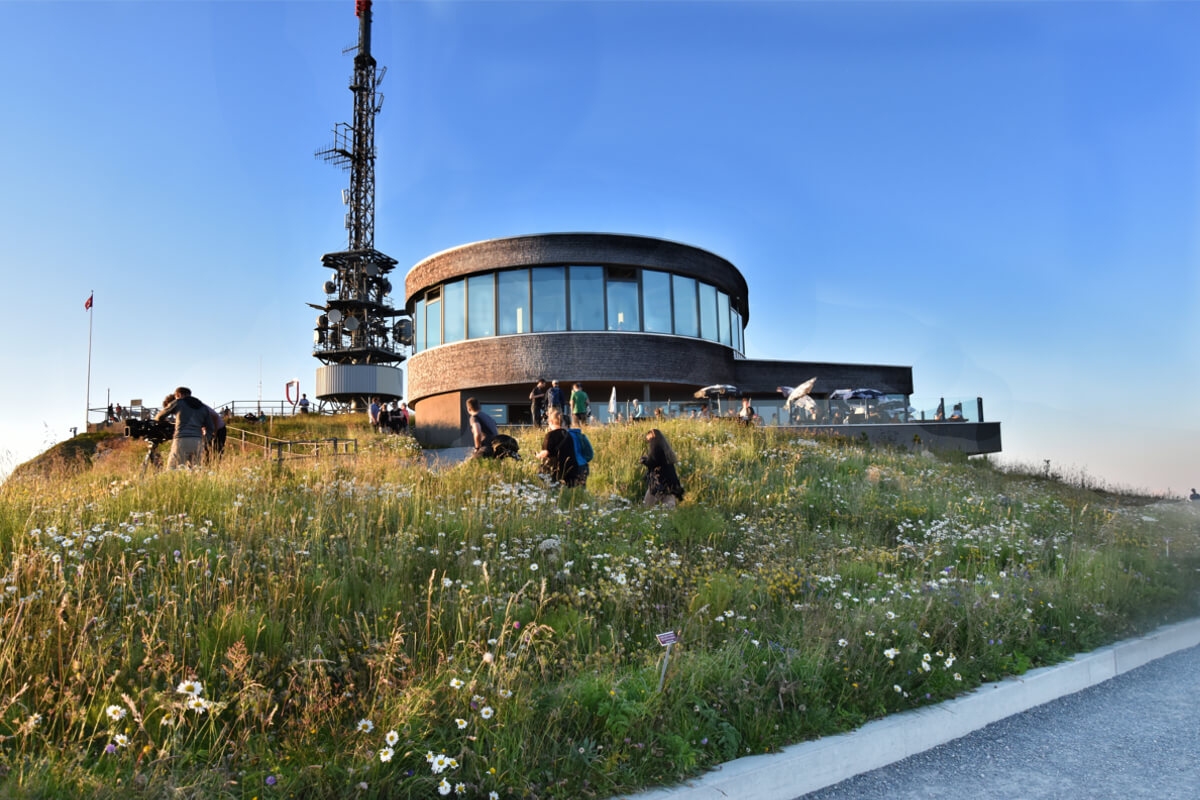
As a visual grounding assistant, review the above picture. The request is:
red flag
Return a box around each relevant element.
[84,293,93,311]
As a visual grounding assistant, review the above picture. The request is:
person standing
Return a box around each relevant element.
[640,428,685,508]
[397,401,409,434]
[203,399,227,460]
[570,382,590,427]
[529,378,549,427]
[298,393,311,414]
[368,398,381,430]
[737,396,756,426]
[547,380,566,423]
[465,397,499,458]
[155,387,217,469]
[630,398,645,421]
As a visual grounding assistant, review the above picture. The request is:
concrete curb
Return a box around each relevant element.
[619,616,1200,800]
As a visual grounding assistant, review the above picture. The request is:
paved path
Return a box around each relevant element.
[420,446,473,470]
[798,643,1200,800]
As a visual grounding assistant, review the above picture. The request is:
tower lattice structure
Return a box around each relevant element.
[310,0,407,404]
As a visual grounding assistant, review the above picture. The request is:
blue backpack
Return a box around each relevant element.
[567,428,593,466]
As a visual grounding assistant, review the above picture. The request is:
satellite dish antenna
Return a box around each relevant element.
[343,316,360,332]
[328,308,343,324]
[365,263,379,277]
[317,314,329,329]
[324,280,337,294]
[394,318,413,345]
[381,278,392,294]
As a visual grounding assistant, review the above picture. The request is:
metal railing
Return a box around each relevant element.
[224,425,358,464]
[225,425,358,465]
[268,438,358,465]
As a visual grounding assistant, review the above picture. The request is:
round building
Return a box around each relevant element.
[404,233,757,445]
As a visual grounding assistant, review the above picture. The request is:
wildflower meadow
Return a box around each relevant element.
[1,417,1197,799]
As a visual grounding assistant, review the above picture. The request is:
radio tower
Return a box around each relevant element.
[310,0,408,410]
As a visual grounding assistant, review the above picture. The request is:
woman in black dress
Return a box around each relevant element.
[641,428,684,508]
[535,409,582,486]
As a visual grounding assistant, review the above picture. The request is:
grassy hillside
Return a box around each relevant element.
[1,418,1197,799]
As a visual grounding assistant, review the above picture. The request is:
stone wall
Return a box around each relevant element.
[797,421,1002,455]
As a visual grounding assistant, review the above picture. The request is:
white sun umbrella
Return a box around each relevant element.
[785,377,818,410]
[791,395,818,413]
[608,386,617,418]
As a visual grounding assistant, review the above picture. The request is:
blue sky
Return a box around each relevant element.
[1,1,1196,494]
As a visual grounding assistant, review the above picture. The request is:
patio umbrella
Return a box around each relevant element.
[608,387,617,417]
[784,377,818,410]
[693,384,738,399]
[694,384,737,416]
[790,395,818,414]
[850,388,885,400]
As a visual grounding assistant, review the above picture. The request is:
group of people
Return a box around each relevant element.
[153,386,226,469]
[528,379,592,428]
[368,398,412,435]
[467,395,684,507]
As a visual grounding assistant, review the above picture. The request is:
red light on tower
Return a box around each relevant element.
[355,0,370,18]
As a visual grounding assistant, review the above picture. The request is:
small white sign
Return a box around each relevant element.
[656,631,678,646]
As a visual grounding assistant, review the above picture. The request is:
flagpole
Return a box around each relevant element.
[86,290,93,429]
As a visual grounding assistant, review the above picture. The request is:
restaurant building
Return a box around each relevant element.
[403,232,1000,454]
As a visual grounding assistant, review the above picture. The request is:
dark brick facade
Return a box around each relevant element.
[407,332,734,403]
[734,358,914,396]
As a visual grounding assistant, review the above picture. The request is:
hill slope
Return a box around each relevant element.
[0,418,1197,799]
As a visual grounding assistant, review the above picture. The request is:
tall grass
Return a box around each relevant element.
[0,419,1197,799]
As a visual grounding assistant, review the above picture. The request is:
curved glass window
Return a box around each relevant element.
[414,298,425,352]
[606,268,639,331]
[425,294,442,348]
[642,269,672,333]
[532,267,566,332]
[467,274,494,339]
[443,280,465,344]
[498,269,529,334]
[413,265,744,354]
[699,282,718,342]
[718,291,731,346]
[569,266,604,331]
[672,275,698,338]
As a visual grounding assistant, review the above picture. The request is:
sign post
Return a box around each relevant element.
[656,631,678,692]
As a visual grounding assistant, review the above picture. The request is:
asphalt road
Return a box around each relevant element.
[798,644,1200,800]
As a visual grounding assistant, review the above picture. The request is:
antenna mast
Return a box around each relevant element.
[311,0,409,409]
